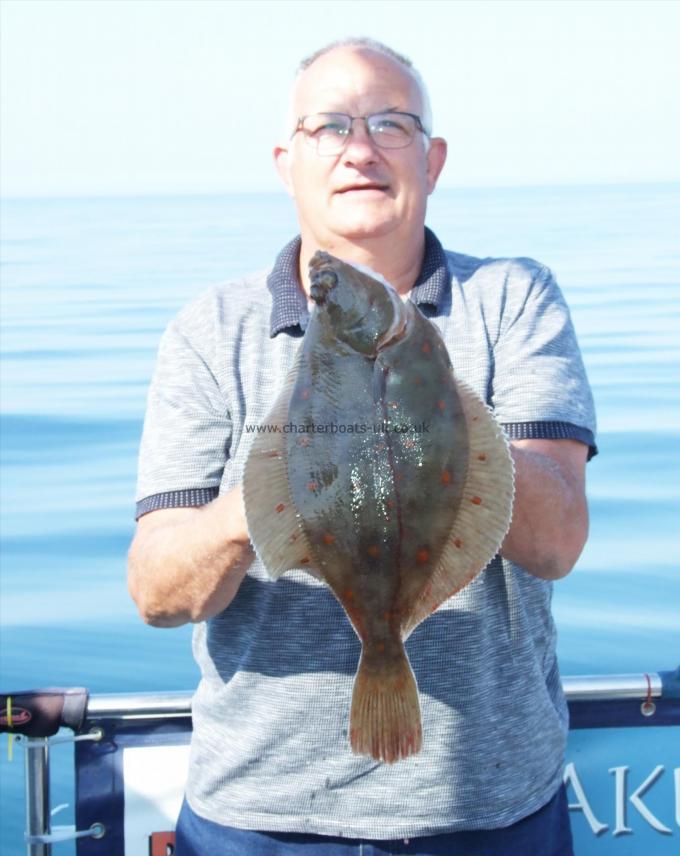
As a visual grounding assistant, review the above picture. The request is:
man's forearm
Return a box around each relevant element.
[500,439,589,580]
[127,487,254,627]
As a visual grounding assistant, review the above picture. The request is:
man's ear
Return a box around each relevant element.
[273,145,295,198]
[425,137,447,195]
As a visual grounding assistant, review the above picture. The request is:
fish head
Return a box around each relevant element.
[308,251,407,357]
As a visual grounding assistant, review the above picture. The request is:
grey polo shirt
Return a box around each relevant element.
[135,228,596,836]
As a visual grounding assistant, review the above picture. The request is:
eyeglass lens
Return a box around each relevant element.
[301,113,420,154]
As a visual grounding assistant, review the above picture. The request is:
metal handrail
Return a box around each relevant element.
[562,672,662,701]
[83,673,665,720]
[86,689,193,719]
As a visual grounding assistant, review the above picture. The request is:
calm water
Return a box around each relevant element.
[1,185,679,852]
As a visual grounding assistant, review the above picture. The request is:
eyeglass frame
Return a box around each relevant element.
[290,111,429,154]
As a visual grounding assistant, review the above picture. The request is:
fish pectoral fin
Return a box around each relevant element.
[401,378,515,638]
[243,354,317,580]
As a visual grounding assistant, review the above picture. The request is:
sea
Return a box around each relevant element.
[1,184,679,852]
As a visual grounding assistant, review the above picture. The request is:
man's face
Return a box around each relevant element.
[275,48,447,249]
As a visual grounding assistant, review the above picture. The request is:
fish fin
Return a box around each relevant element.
[401,379,515,638]
[349,644,422,764]
[243,357,317,581]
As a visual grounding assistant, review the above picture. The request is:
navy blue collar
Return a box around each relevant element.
[266,227,450,337]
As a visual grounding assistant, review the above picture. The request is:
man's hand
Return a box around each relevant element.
[500,439,589,580]
[127,486,254,627]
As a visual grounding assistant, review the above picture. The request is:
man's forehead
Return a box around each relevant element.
[293,47,420,113]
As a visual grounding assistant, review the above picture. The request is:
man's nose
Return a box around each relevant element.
[341,118,379,165]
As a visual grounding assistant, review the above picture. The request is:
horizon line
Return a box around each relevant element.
[2,178,679,204]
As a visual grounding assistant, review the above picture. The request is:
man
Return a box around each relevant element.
[128,38,595,855]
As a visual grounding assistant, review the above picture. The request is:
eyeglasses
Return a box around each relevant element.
[292,111,428,156]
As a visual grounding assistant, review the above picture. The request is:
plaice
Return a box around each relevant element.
[244,251,514,763]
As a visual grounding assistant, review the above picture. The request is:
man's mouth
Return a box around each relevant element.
[335,182,390,195]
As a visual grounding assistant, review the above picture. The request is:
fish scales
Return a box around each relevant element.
[244,251,514,763]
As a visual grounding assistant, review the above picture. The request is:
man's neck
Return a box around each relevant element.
[298,232,425,297]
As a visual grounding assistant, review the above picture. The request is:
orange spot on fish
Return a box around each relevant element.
[301,388,311,400]
[297,436,311,447]
[322,532,335,545]
[403,438,416,449]
[414,376,423,385]
[266,450,281,458]
[453,537,463,548]
[289,533,298,543]
[367,544,380,558]
[344,588,354,600]
[383,611,391,621]
[441,470,452,485]
[478,453,487,461]
[437,400,446,411]
[471,496,482,505]
[307,481,318,491]
[421,341,431,355]
[376,642,385,653]
[416,548,430,564]
[386,499,395,509]
[275,503,285,513]
[300,556,310,565]
[375,442,386,452]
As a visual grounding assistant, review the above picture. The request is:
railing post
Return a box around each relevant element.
[24,738,51,856]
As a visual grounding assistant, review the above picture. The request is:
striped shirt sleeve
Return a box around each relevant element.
[491,263,597,457]
[135,299,232,519]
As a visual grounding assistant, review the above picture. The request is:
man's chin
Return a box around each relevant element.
[327,214,399,242]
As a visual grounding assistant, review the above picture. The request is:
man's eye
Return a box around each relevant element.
[373,119,405,133]
[316,123,346,135]
[305,115,348,136]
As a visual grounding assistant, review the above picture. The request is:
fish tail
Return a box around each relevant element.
[349,642,422,763]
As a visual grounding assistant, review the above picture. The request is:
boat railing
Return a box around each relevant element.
[76,672,670,721]
[3,669,679,855]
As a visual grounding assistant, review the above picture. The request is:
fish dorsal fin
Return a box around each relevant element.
[243,354,319,581]
[401,378,515,639]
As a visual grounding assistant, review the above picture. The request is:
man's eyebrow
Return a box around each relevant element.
[315,105,403,115]
[368,106,401,114]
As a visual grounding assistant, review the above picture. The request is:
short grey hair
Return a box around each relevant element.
[294,37,433,136]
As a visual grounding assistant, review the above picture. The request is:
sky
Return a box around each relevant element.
[1,0,679,197]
